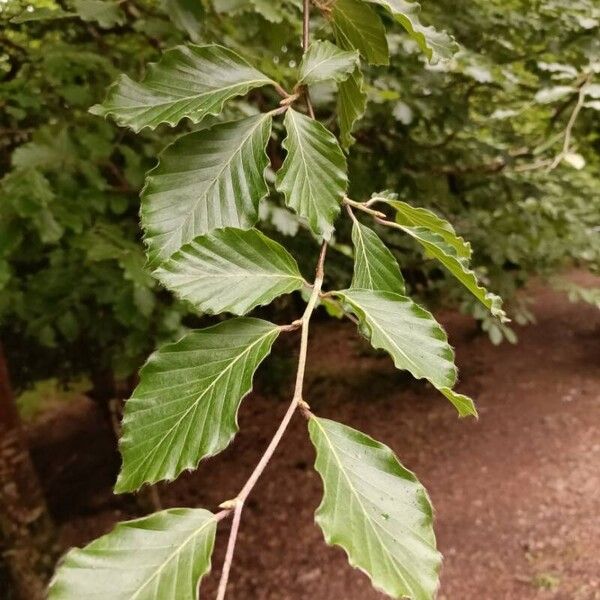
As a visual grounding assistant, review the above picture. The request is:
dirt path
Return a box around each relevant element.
[55,278,600,599]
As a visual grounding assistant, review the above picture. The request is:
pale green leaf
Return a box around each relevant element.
[378,195,506,322]
[351,220,405,293]
[376,194,472,259]
[298,40,359,86]
[90,44,274,131]
[439,387,478,419]
[309,416,441,600]
[49,508,216,599]
[141,113,272,266]
[73,0,125,28]
[154,228,305,315]
[331,0,389,65]
[365,0,458,62]
[337,288,456,388]
[337,67,368,151]
[116,318,279,491]
[336,289,477,417]
[276,108,347,239]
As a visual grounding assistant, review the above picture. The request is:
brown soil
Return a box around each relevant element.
[31,275,600,599]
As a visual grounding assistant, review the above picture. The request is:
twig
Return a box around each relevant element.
[344,197,387,219]
[302,0,316,119]
[215,242,328,600]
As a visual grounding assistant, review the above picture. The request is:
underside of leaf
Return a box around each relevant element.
[309,416,441,599]
[49,508,217,600]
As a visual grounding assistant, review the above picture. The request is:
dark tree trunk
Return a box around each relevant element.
[0,344,59,600]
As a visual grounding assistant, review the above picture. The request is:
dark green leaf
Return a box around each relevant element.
[116,318,280,491]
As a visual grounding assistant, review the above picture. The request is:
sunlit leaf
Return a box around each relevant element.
[116,318,280,491]
[276,108,347,239]
[141,113,272,265]
[49,508,216,599]
[309,416,441,599]
[90,44,274,131]
[154,228,305,315]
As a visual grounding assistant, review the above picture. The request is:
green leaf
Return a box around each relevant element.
[90,44,274,131]
[364,0,458,62]
[337,288,456,387]
[73,0,125,28]
[49,508,216,599]
[336,289,477,417]
[439,387,478,419]
[331,0,389,65]
[309,416,441,600]
[276,108,347,240]
[298,40,359,86]
[154,228,305,315]
[141,114,272,266]
[337,67,368,151]
[378,196,506,322]
[116,318,280,491]
[10,7,74,22]
[351,220,405,293]
[377,194,472,259]
[162,0,204,42]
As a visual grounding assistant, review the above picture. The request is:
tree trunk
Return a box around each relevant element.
[0,344,58,600]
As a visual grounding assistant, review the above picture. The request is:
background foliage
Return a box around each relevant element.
[1,0,599,392]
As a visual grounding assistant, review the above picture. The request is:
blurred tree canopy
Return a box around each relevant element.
[1,0,599,390]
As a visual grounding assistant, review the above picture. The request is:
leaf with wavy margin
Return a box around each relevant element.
[351,220,405,293]
[309,416,441,599]
[90,44,274,131]
[336,288,477,417]
[141,113,272,266]
[116,318,279,491]
[276,108,347,240]
[364,0,458,63]
[298,40,359,86]
[154,228,305,315]
[49,508,216,600]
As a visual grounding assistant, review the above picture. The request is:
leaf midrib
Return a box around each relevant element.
[128,516,214,600]
[313,419,415,597]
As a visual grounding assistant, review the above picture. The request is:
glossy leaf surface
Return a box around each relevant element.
[155,228,305,315]
[276,108,347,240]
[141,114,272,265]
[116,318,280,491]
[90,44,274,131]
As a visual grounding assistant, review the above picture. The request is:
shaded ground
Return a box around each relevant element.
[33,276,600,599]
